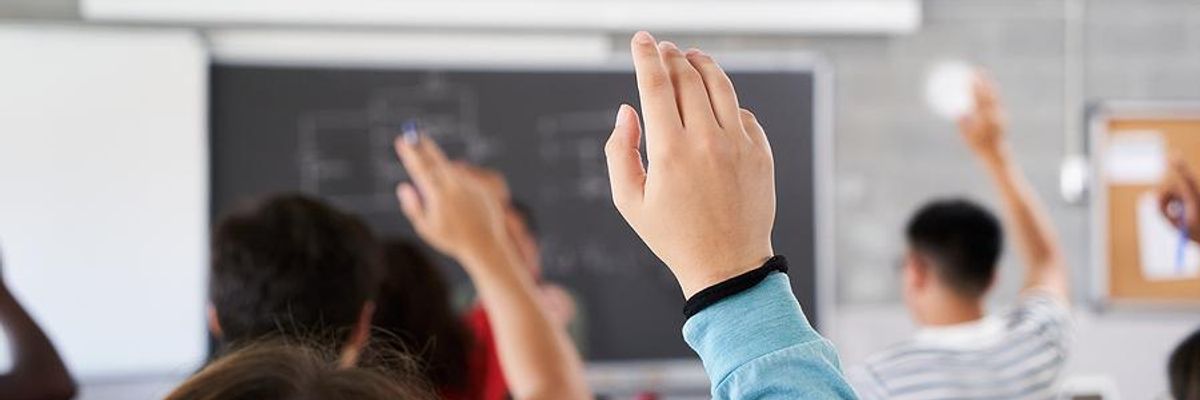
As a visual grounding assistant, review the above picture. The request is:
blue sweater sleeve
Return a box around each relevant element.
[682,272,858,399]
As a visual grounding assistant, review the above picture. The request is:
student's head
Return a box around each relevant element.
[373,239,471,391]
[208,194,380,365]
[1170,328,1200,400]
[166,340,435,400]
[901,198,1003,322]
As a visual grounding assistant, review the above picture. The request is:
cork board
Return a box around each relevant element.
[1096,107,1200,304]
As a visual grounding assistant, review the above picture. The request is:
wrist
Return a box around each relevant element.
[677,252,774,299]
[977,145,1012,170]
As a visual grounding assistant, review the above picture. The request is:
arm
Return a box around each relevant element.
[959,73,1069,300]
[0,248,77,400]
[604,31,855,399]
[393,137,590,400]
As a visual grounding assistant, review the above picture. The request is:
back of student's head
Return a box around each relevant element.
[905,198,1003,299]
[166,340,435,400]
[373,239,471,391]
[1171,328,1200,400]
[210,193,379,348]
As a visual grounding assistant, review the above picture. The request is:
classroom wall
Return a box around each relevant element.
[635,0,1199,397]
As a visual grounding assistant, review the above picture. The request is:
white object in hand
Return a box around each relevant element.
[924,61,975,120]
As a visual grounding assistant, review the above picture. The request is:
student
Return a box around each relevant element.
[846,74,1072,399]
[450,165,578,400]
[1157,157,1200,400]
[209,191,590,399]
[166,340,436,400]
[207,194,379,367]
[603,31,857,398]
[1170,328,1200,400]
[0,245,77,400]
[394,131,591,399]
[372,239,473,398]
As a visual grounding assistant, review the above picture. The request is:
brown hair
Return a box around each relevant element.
[167,339,436,400]
[373,239,472,391]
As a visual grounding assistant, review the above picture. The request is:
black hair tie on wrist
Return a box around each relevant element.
[683,255,788,319]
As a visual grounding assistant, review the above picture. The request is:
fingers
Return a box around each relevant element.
[686,49,741,130]
[740,108,769,150]
[605,104,647,210]
[456,162,511,204]
[972,70,998,110]
[1173,159,1200,201]
[630,31,682,153]
[658,41,717,128]
[397,182,427,231]
[394,134,449,195]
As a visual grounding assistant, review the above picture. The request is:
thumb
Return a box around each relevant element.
[605,104,647,211]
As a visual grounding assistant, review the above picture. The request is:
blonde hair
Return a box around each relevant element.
[167,339,436,400]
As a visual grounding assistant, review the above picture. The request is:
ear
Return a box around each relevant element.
[339,301,376,369]
[206,303,223,338]
[905,251,929,289]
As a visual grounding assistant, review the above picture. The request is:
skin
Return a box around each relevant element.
[605,31,777,299]
[0,246,77,400]
[903,72,1070,326]
[394,134,590,400]
[1157,156,1200,244]
[457,163,577,327]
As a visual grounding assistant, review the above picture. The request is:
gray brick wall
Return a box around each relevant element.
[616,0,1200,304]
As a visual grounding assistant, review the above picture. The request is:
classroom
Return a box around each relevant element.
[0,0,1197,399]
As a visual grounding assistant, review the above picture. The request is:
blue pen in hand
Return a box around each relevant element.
[1172,199,1188,273]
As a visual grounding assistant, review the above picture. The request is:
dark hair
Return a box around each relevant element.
[210,194,380,349]
[905,198,1003,299]
[1171,328,1200,400]
[167,339,436,400]
[372,239,472,391]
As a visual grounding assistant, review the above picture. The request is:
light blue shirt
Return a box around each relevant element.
[683,272,858,399]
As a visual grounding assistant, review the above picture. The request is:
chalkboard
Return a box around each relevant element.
[210,63,822,361]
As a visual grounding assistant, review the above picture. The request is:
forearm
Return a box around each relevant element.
[978,148,1068,296]
[0,288,76,400]
[460,245,589,400]
[683,272,855,399]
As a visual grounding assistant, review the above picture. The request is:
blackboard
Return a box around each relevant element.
[210,63,822,361]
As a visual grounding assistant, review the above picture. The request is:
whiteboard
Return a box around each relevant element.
[0,25,208,379]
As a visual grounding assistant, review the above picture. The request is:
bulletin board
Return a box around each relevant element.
[1090,102,1200,306]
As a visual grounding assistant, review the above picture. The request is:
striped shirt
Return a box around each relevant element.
[847,292,1072,400]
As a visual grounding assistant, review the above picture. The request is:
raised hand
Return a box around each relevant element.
[1158,157,1200,243]
[958,71,1008,160]
[393,136,507,263]
[605,32,776,298]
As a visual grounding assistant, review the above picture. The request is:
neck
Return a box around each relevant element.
[920,292,985,326]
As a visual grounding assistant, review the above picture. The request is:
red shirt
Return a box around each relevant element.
[443,304,507,400]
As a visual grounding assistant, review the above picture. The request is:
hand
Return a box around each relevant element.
[538,283,577,329]
[1157,157,1200,243]
[606,32,776,298]
[456,162,512,206]
[394,135,508,263]
[457,164,543,276]
[958,71,1008,161]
